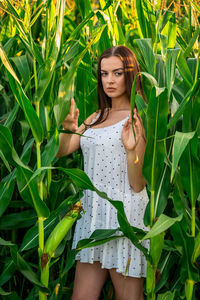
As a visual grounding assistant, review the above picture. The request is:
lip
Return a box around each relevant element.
[106,88,116,92]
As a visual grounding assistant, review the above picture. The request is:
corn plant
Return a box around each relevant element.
[0,1,200,300]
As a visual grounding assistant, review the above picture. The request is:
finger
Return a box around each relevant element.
[134,121,142,137]
[135,110,143,126]
[69,98,75,116]
[133,112,143,130]
[123,119,130,128]
[72,123,78,131]
[74,108,79,123]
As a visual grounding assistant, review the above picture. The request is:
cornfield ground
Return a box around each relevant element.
[0,0,200,299]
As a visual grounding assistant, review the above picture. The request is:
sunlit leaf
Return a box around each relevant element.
[142,214,183,240]
[171,131,196,181]
[16,167,50,218]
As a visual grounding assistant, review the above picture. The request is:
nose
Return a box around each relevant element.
[107,73,114,83]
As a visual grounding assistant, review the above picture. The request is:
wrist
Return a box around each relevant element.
[125,148,136,155]
[125,149,139,164]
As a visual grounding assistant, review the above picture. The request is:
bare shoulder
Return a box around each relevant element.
[85,110,100,124]
[77,110,100,133]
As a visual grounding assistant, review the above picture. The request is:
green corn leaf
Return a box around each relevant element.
[75,0,92,19]
[89,228,120,240]
[0,138,33,217]
[160,10,175,33]
[177,51,193,89]
[192,87,200,129]
[167,13,176,49]
[0,287,13,296]
[113,19,125,45]
[0,125,30,170]
[0,238,15,246]
[16,167,50,218]
[171,222,199,283]
[63,40,80,63]
[140,71,158,87]
[154,164,171,218]
[142,214,183,240]
[76,235,123,251]
[143,87,168,225]
[6,72,44,143]
[157,290,177,300]
[0,210,37,230]
[160,11,177,48]
[0,258,16,287]
[0,44,20,84]
[4,103,19,129]
[146,233,165,295]
[4,0,27,37]
[160,34,168,57]
[192,231,200,262]
[34,0,65,103]
[184,27,200,58]
[135,39,155,76]
[20,167,95,193]
[143,87,168,191]
[66,11,95,43]
[9,246,49,293]
[180,136,200,205]
[108,198,150,261]
[19,120,30,145]
[167,79,200,130]
[30,2,44,27]
[101,0,112,10]
[135,0,148,39]
[0,172,15,217]
[179,138,200,237]
[41,131,59,167]
[0,150,11,172]
[18,36,44,65]
[11,55,31,88]
[64,168,96,190]
[171,131,196,181]
[166,48,180,99]
[172,173,188,215]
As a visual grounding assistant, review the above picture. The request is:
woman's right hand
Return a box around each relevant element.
[62,98,79,132]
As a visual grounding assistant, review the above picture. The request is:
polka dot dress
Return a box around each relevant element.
[72,116,149,278]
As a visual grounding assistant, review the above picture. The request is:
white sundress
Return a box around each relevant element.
[72,115,149,278]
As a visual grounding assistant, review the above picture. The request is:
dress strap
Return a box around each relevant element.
[90,112,100,125]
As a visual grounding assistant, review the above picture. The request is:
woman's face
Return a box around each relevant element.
[100,56,127,100]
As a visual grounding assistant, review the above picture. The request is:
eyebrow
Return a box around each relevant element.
[100,68,124,72]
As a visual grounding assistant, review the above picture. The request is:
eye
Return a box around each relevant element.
[115,71,123,76]
[101,72,107,77]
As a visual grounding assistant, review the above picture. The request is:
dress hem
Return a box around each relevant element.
[75,258,147,278]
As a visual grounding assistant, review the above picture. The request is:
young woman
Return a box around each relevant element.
[57,46,149,300]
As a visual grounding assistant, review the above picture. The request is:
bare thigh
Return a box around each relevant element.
[109,268,144,300]
[71,261,108,300]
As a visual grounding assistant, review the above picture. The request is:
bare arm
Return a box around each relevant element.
[122,109,146,193]
[56,98,98,157]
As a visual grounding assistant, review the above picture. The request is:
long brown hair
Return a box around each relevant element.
[88,45,145,127]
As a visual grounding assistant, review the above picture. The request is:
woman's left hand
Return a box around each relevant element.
[121,109,145,152]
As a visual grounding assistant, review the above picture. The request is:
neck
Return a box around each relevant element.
[111,95,130,110]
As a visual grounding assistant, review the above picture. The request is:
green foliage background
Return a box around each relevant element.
[0,0,199,299]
